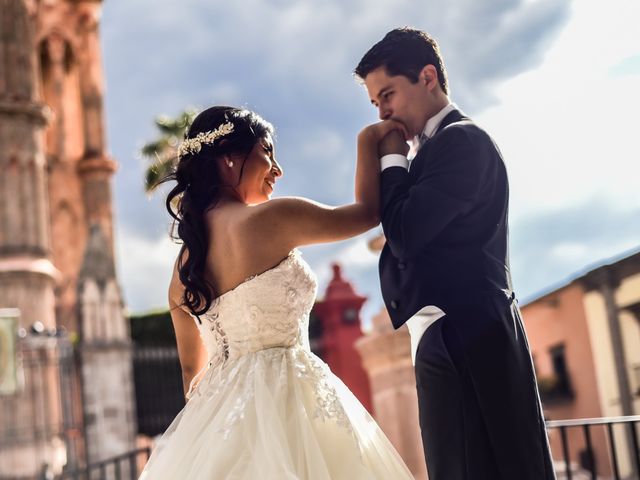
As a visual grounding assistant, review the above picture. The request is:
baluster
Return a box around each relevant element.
[629,421,640,478]
[607,423,620,480]
[129,452,137,480]
[582,424,596,480]
[560,426,572,480]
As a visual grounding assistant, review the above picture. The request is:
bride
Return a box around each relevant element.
[139,106,414,479]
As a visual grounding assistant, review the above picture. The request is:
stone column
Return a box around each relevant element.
[584,267,633,415]
[76,3,106,157]
[0,2,63,477]
[43,33,67,162]
[583,266,638,478]
[0,0,59,330]
[75,2,118,252]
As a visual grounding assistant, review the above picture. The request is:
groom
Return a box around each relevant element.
[355,28,556,479]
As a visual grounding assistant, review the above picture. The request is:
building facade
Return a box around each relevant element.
[0,0,135,477]
[521,249,640,478]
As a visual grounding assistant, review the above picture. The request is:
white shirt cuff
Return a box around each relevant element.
[380,154,409,171]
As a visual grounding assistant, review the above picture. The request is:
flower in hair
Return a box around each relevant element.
[177,122,235,158]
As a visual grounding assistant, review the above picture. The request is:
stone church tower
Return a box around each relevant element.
[0,0,135,474]
[35,0,118,333]
[0,0,58,331]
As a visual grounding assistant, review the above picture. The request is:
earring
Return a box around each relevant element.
[226,160,234,168]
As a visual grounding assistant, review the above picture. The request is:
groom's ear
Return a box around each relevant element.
[420,65,438,90]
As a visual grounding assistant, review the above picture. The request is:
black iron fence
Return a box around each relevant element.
[547,415,640,480]
[55,447,151,480]
[132,347,185,436]
[0,447,150,480]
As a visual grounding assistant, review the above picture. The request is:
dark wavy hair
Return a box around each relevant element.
[354,27,449,95]
[163,106,274,317]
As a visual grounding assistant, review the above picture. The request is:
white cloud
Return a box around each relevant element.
[333,235,380,270]
[476,0,640,221]
[209,82,243,106]
[549,242,589,262]
[115,227,181,314]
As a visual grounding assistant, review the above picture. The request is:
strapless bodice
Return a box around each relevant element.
[191,250,317,367]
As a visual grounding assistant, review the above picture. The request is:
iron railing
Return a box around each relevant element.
[55,447,151,480]
[546,415,640,480]
[132,346,185,436]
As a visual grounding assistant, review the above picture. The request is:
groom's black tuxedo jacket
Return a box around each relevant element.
[379,109,514,329]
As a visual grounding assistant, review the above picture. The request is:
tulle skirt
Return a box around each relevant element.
[139,346,414,479]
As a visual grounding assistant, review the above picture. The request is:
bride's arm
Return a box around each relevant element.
[249,120,406,249]
[168,257,208,400]
[353,124,384,229]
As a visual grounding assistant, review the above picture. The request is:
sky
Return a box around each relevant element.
[100,0,640,325]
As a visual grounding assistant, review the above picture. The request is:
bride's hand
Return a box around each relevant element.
[358,119,409,146]
[378,130,409,157]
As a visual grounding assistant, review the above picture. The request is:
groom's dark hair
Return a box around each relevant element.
[354,27,449,95]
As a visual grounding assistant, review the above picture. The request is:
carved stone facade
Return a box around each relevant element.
[0,0,135,476]
[0,0,58,331]
[34,0,118,333]
[78,225,136,464]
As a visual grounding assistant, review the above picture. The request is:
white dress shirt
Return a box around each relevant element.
[380,102,458,364]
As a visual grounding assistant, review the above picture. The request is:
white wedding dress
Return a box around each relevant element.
[139,250,414,479]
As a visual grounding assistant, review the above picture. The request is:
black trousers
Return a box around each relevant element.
[414,294,556,480]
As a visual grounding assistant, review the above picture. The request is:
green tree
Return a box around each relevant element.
[141,109,197,193]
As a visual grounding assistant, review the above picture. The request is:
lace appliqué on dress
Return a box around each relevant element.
[207,311,230,361]
[294,351,355,434]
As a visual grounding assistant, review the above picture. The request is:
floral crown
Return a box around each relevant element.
[177,121,235,158]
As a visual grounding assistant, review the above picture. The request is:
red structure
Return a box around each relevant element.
[313,264,373,413]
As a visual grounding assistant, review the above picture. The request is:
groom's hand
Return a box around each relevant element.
[378,130,409,158]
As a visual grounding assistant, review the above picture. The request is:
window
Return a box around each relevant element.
[633,364,640,396]
[549,344,572,394]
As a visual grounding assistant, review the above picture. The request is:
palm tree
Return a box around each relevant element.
[141,109,197,193]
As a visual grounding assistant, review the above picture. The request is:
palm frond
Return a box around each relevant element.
[140,138,173,158]
[144,155,177,193]
[142,108,199,196]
